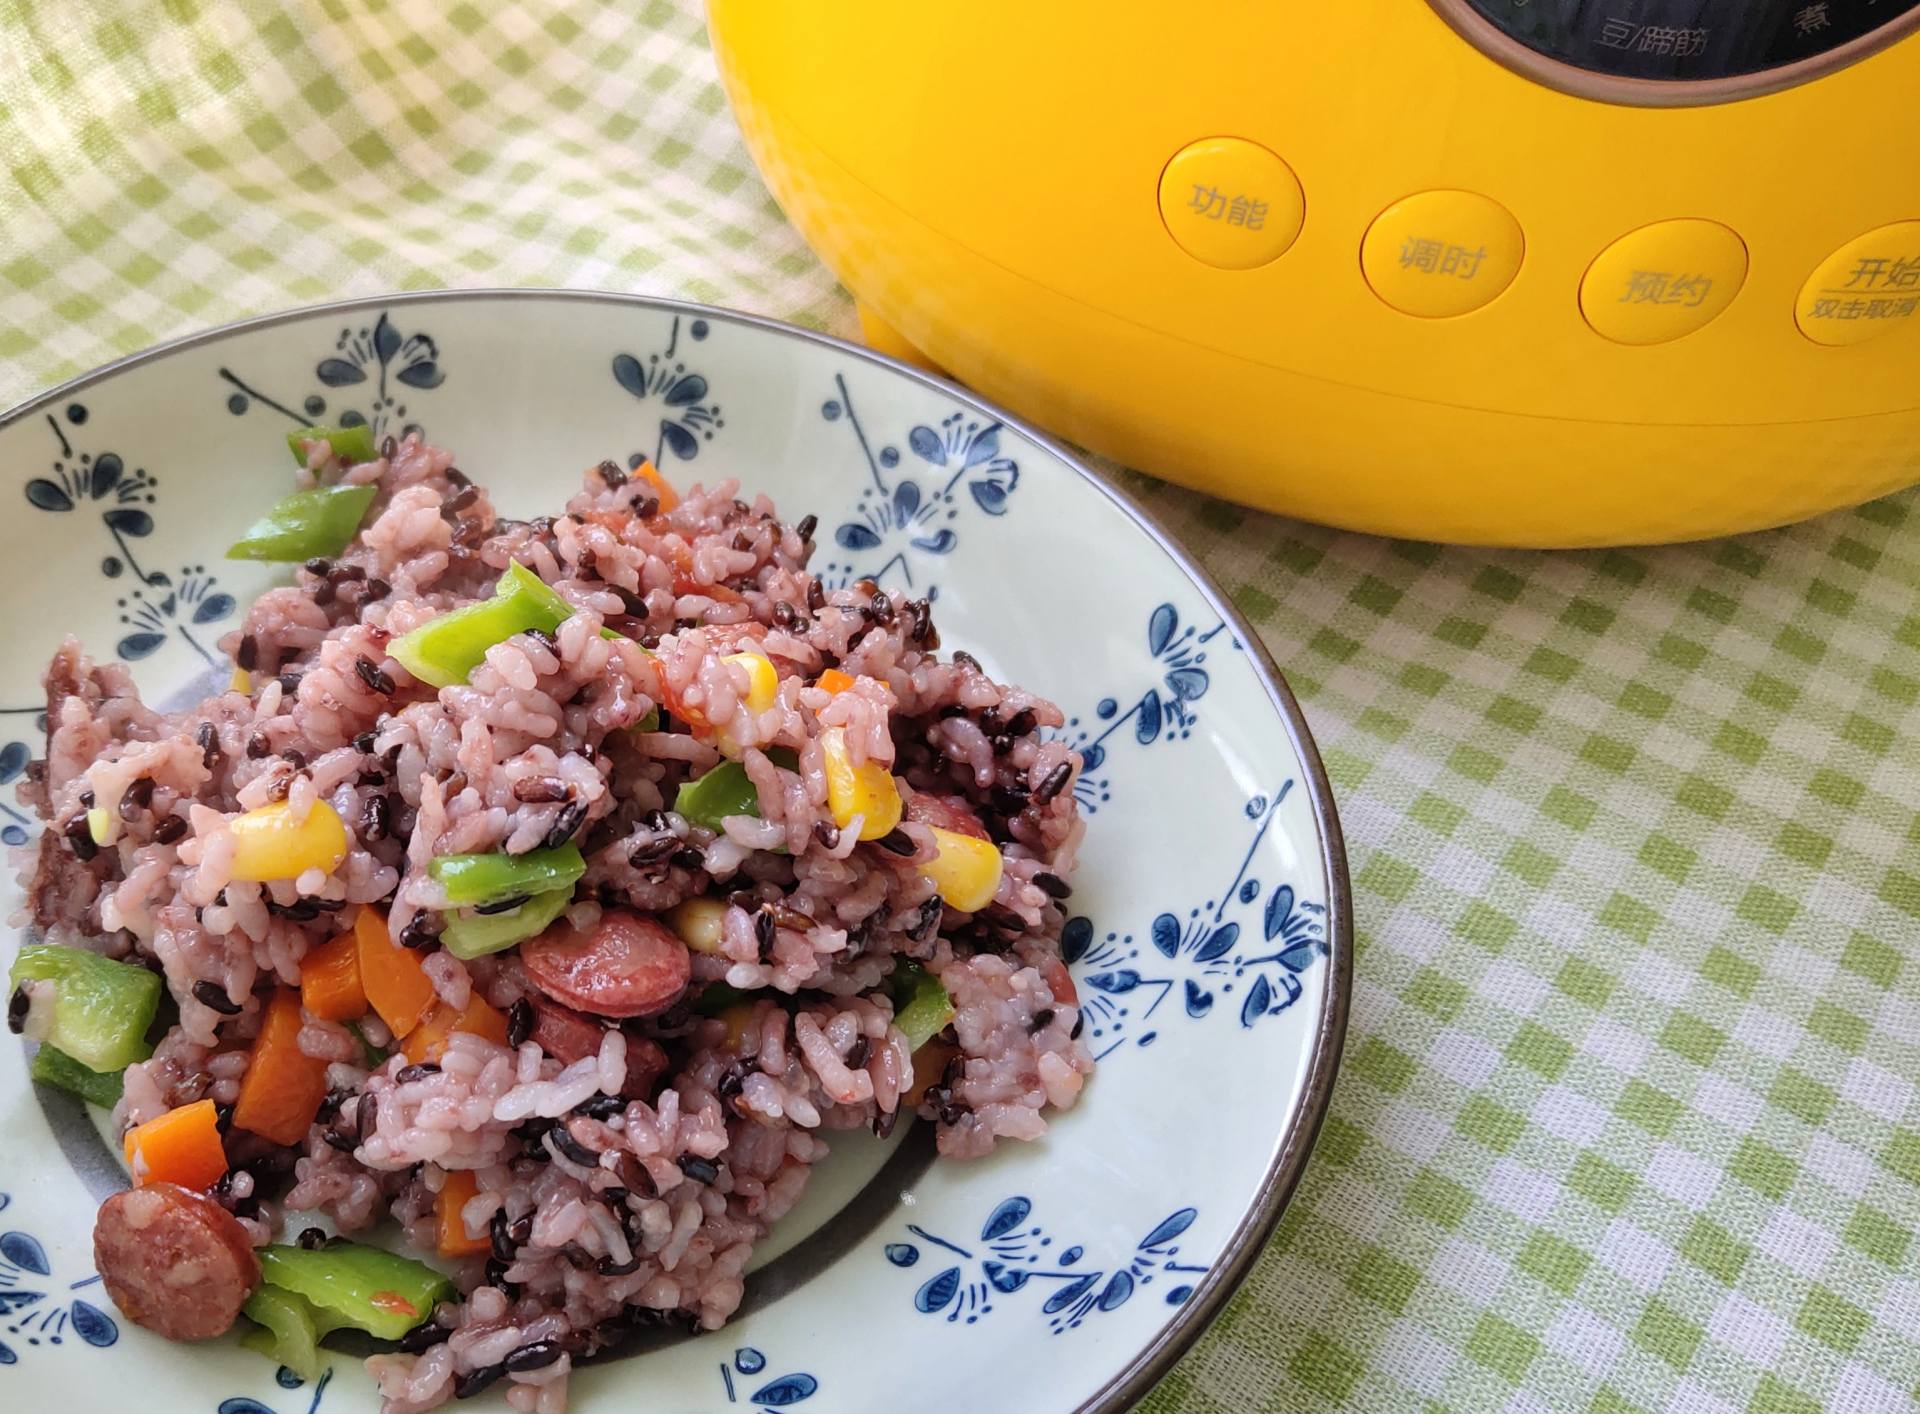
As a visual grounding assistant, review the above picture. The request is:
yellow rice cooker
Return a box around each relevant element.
[709,1,1920,546]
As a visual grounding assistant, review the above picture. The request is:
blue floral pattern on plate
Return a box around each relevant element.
[0,1192,118,1365]
[884,1197,1207,1333]
[219,311,446,443]
[719,1346,818,1409]
[1063,786,1328,1059]
[817,373,1020,595]
[612,315,724,466]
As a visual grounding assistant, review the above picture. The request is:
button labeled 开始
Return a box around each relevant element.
[1796,222,1920,346]
[1157,137,1306,270]
[1361,190,1524,318]
[1580,219,1747,345]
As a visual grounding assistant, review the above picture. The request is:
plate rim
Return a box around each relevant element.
[0,287,1353,1413]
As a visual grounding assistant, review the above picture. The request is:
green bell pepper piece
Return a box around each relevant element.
[29,1042,125,1108]
[429,844,586,908]
[673,760,760,833]
[240,1284,339,1382]
[226,484,379,562]
[285,423,378,467]
[9,944,161,1073]
[441,887,575,961]
[388,561,575,689]
[673,749,798,835]
[256,1240,453,1341]
[888,960,955,1052]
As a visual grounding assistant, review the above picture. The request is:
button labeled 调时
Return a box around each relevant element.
[1580,219,1747,345]
[1795,221,1920,346]
[1361,190,1524,318]
[1157,137,1306,270]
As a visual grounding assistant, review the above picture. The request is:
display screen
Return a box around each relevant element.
[1460,0,1918,80]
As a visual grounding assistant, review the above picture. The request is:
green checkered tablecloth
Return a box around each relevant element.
[5,3,1919,1410]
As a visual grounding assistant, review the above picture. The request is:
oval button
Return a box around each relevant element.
[1157,137,1305,270]
[1796,221,1920,346]
[1361,191,1524,318]
[1580,219,1747,345]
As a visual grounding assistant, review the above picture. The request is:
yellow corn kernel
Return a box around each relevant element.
[86,807,113,847]
[919,826,1004,913]
[227,799,350,882]
[820,728,901,840]
[666,895,729,955]
[723,651,778,716]
[228,666,251,694]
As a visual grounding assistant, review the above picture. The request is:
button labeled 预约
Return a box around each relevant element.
[1795,221,1920,346]
[1361,190,1524,318]
[1580,219,1747,345]
[1157,137,1306,270]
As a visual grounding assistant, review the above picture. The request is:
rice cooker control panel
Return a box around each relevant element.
[1459,0,1920,81]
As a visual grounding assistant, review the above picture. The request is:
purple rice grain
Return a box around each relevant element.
[63,814,98,861]
[235,634,259,671]
[7,987,26,1034]
[1033,761,1073,804]
[196,722,220,768]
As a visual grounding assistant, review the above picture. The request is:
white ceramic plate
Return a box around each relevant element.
[0,291,1349,1414]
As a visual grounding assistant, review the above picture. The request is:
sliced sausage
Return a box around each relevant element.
[526,993,670,1096]
[521,910,691,1020]
[904,791,989,841]
[93,1183,260,1340]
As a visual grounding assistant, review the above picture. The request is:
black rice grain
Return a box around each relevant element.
[1029,1007,1056,1033]
[119,775,154,814]
[235,634,259,671]
[153,813,189,845]
[454,1362,507,1400]
[794,513,817,542]
[574,1093,623,1121]
[472,893,532,915]
[874,828,916,856]
[1032,871,1072,899]
[846,1035,870,1069]
[245,732,271,760]
[196,721,220,768]
[676,1154,720,1185]
[542,800,588,850]
[394,1063,441,1084]
[398,1320,451,1354]
[506,999,533,1049]
[506,1340,564,1373]
[549,1124,600,1166]
[191,980,242,1015]
[354,656,395,696]
[361,792,391,842]
[296,1226,328,1250]
[6,987,26,1034]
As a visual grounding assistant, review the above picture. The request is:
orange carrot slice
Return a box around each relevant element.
[402,993,510,1065]
[299,929,367,1022]
[816,668,855,696]
[122,1097,228,1190]
[231,990,332,1147]
[355,908,437,1039]
[435,1169,491,1257]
